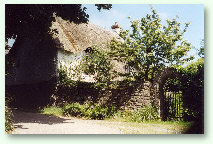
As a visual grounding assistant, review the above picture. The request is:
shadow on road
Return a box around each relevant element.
[13,110,74,125]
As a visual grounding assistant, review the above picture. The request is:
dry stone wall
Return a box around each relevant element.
[118,82,152,111]
[6,79,160,111]
[55,81,158,112]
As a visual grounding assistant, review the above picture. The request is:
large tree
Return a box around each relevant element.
[5,4,112,108]
[5,4,112,42]
[109,7,194,82]
[81,7,194,83]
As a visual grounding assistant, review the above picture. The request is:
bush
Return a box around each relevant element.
[181,58,204,121]
[62,102,116,120]
[5,104,13,133]
[114,105,159,122]
[62,102,160,122]
[88,105,107,119]
[138,105,159,121]
[63,102,83,117]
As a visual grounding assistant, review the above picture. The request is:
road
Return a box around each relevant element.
[12,110,122,134]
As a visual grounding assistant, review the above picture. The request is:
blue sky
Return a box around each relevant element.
[83,4,204,60]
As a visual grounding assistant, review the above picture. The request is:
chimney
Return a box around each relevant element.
[111,22,121,34]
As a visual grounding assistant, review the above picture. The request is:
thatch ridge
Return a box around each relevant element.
[51,16,121,53]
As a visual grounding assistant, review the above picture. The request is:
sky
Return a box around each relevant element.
[82,4,204,61]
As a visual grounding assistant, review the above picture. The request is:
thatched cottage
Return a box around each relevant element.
[5,16,126,108]
[6,17,126,85]
[6,17,183,120]
[51,17,125,82]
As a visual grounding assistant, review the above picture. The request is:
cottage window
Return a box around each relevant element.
[84,47,94,61]
[124,65,131,73]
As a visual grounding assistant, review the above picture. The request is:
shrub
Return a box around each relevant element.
[88,105,107,120]
[5,104,13,133]
[137,105,159,121]
[62,102,82,117]
[114,105,159,122]
[180,58,204,121]
[62,102,116,120]
[62,102,160,122]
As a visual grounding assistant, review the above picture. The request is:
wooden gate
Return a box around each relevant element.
[164,91,184,121]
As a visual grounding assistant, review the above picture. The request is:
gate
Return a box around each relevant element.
[164,91,184,121]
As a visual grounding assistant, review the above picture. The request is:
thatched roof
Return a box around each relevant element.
[51,16,127,81]
[51,16,121,53]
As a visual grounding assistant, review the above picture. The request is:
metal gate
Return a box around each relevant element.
[164,91,184,121]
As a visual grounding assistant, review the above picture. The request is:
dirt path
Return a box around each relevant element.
[12,110,122,134]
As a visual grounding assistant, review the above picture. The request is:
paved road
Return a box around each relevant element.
[12,110,122,134]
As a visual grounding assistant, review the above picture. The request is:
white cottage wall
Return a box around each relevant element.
[57,49,95,82]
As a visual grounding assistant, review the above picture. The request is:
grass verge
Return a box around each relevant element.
[39,106,63,117]
[39,105,194,134]
[95,120,193,134]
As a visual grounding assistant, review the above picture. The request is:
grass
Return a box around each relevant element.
[39,105,194,134]
[39,106,63,117]
[103,115,193,134]
[96,120,193,134]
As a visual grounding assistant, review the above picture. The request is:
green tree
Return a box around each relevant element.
[181,58,204,121]
[5,4,112,88]
[80,47,114,82]
[107,7,194,82]
[5,4,112,115]
[198,39,204,57]
[5,4,112,43]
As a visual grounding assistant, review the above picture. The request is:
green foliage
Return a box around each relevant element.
[5,99,14,133]
[180,58,204,93]
[108,7,193,82]
[95,4,112,11]
[138,105,159,121]
[61,6,195,93]
[6,4,112,41]
[198,39,204,57]
[114,105,159,122]
[86,105,108,120]
[40,106,63,116]
[164,77,182,92]
[47,103,158,122]
[165,58,204,121]
[183,58,204,76]
[62,102,116,120]
[181,58,204,121]
[63,102,83,117]
[162,58,204,121]
[79,46,115,83]
[57,64,78,88]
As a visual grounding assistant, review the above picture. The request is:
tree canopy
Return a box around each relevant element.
[5,4,112,41]
[81,7,194,83]
[198,39,204,57]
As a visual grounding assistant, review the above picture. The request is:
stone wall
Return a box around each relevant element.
[54,81,158,111]
[6,79,159,111]
[113,82,153,111]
